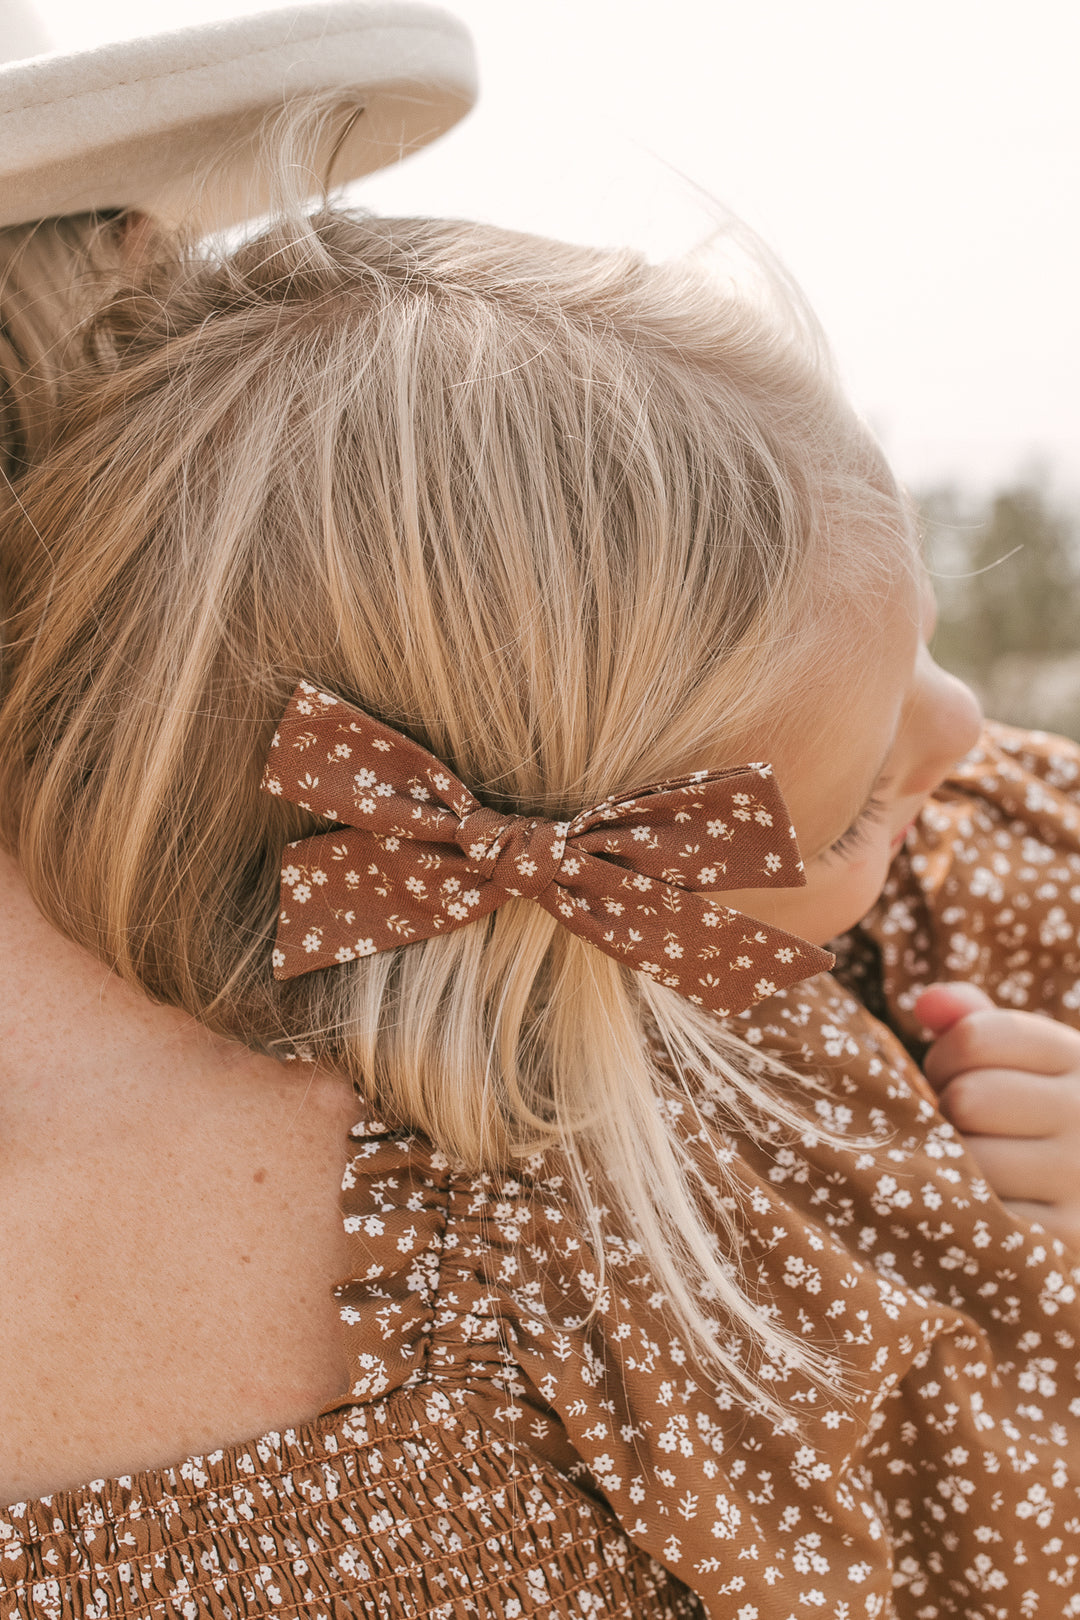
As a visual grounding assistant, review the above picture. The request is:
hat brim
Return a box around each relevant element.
[0,1,477,230]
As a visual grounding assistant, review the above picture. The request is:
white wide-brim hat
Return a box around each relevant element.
[0,0,477,230]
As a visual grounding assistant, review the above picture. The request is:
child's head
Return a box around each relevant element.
[719,574,981,946]
[0,206,976,1392]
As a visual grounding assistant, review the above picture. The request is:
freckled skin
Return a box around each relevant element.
[0,847,358,1503]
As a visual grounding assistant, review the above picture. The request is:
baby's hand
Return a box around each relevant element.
[915,982,1080,1250]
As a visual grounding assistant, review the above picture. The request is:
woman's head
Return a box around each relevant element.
[0,211,141,479]
[0,206,943,1393]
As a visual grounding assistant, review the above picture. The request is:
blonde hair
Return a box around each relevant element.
[0,212,136,479]
[0,207,909,1404]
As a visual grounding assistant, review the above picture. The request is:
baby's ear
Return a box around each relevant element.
[914,982,995,1038]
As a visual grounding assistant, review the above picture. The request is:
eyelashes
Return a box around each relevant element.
[825,794,890,862]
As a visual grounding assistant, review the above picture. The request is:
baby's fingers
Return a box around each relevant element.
[938,1069,1076,1138]
[1002,1199,1056,1227]
[923,1011,1080,1088]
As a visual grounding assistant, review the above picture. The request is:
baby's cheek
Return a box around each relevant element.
[718,855,888,948]
[804,865,886,945]
[806,847,898,944]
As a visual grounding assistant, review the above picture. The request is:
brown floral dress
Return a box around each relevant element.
[3,724,1080,1620]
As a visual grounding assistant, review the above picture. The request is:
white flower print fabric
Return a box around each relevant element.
[326,968,1080,1620]
[5,726,1080,1620]
[262,681,832,1013]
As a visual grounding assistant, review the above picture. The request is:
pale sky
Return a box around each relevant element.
[31,0,1080,494]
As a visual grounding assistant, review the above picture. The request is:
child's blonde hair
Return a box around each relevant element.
[0,206,910,1402]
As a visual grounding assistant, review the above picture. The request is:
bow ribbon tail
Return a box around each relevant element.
[535,878,833,1020]
[269,826,506,981]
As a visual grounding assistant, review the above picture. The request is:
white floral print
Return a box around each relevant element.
[262,683,831,1014]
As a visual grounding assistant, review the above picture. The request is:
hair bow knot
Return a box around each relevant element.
[262,681,834,1017]
[453,807,568,899]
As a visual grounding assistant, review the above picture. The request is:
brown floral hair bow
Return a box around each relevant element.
[262,681,834,1016]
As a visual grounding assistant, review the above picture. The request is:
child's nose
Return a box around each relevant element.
[939,667,984,761]
[904,661,983,796]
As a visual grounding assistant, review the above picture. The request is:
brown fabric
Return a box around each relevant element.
[6,724,1080,1619]
[262,681,833,1012]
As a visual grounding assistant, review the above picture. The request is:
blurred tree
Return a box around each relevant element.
[919,474,1080,739]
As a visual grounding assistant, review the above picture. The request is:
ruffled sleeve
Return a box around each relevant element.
[328,971,1080,1620]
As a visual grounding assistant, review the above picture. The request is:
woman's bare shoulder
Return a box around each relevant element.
[0,847,359,1504]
